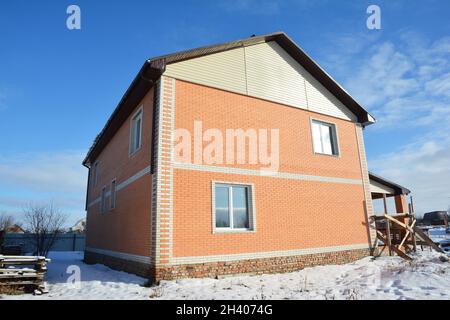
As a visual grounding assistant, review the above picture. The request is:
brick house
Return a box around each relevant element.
[83,32,404,282]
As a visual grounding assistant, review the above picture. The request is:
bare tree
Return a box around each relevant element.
[0,212,16,252]
[23,203,67,257]
[0,212,15,232]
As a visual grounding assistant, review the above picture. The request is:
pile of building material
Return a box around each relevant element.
[0,255,50,295]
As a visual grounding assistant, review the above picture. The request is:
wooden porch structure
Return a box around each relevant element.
[369,172,444,259]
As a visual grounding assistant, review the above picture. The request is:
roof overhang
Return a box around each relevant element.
[82,59,165,166]
[369,172,411,197]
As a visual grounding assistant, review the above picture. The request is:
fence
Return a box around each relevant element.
[3,233,86,253]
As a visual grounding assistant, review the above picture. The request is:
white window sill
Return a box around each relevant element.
[213,228,255,234]
[313,151,339,158]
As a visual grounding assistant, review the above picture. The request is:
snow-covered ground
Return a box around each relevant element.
[1,250,450,300]
[429,227,450,252]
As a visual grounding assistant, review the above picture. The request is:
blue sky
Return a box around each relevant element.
[1,0,449,225]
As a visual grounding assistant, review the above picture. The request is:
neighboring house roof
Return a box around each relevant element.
[70,218,86,233]
[369,172,411,196]
[83,32,376,167]
[5,224,25,234]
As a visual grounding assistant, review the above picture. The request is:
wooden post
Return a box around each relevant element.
[408,202,417,252]
[383,193,392,256]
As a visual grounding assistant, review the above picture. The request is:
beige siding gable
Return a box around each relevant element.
[164,47,247,95]
[244,41,308,110]
[302,68,357,121]
[164,41,357,121]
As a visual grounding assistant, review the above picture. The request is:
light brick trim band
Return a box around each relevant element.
[173,162,363,185]
[85,246,151,265]
[86,243,368,267]
[168,243,369,265]
[151,76,176,266]
[355,124,376,251]
[87,165,151,208]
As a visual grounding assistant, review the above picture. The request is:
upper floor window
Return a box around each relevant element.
[311,120,339,156]
[214,183,254,231]
[92,161,99,187]
[110,179,116,210]
[130,107,143,155]
[100,186,106,213]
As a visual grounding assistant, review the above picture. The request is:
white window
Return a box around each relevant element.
[110,179,116,210]
[311,120,339,156]
[214,183,253,231]
[130,108,143,155]
[92,161,99,187]
[100,186,106,213]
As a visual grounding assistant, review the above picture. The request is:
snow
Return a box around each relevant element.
[1,251,151,300]
[1,249,450,300]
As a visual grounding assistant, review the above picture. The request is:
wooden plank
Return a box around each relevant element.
[0,255,48,261]
[399,220,417,248]
[0,268,35,272]
[0,281,43,286]
[413,226,445,253]
[0,273,41,278]
[382,194,392,256]
[376,232,413,260]
[384,215,415,233]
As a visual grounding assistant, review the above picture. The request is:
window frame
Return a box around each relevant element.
[310,118,340,157]
[92,161,99,188]
[110,179,116,210]
[211,181,256,234]
[100,186,107,214]
[129,106,143,156]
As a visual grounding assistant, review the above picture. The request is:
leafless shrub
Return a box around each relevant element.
[23,203,67,257]
[148,286,164,299]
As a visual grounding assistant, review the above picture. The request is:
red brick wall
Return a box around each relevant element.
[172,80,370,259]
[174,80,363,179]
[85,88,154,257]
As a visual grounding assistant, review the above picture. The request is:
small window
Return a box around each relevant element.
[214,184,253,230]
[311,120,339,156]
[100,186,106,213]
[92,162,99,187]
[130,108,143,155]
[110,179,116,210]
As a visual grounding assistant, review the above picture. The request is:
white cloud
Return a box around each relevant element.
[425,72,450,98]
[0,150,86,194]
[370,131,450,216]
[322,32,450,214]
[0,150,87,225]
[328,33,450,129]
[346,42,419,116]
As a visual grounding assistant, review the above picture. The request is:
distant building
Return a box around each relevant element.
[5,224,25,234]
[69,218,86,234]
[422,211,449,227]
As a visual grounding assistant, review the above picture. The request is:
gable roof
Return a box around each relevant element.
[83,32,375,166]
